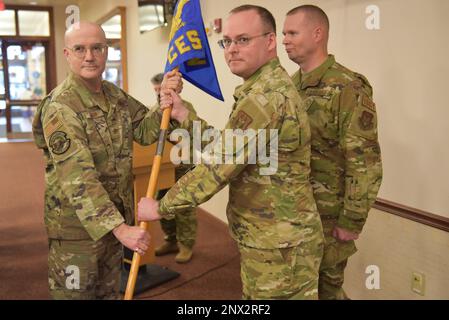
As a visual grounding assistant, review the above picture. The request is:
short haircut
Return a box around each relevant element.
[287,5,329,31]
[151,73,164,85]
[229,5,276,33]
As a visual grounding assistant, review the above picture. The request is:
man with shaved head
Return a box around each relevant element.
[32,21,179,299]
[282,5,383,299]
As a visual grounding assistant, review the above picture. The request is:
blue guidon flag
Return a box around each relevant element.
[164,0,224,101]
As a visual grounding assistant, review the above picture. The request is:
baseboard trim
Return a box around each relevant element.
[374,198,449,233]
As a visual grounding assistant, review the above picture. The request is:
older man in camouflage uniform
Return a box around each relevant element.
[138,5,324,299]
[150,73,197,263]
[283,5,383,299]
[32,22,179,299]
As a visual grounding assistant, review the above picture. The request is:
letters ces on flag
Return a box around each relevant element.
[164,0,224,101]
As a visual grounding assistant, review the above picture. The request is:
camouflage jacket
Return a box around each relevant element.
[33,72,163,241]
[159,58,322,249]
[291,55,383,233]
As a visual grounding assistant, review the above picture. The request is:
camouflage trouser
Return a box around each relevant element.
[48,232,122,300]
[319,217,357,300]
[156,167,197,248]
[158,210,197,248]
[238,238,323,300]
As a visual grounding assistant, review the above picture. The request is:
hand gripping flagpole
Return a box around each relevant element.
[124,0,223,299]
[123,70,177,300]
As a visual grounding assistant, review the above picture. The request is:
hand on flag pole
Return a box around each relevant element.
[124,0,224,300]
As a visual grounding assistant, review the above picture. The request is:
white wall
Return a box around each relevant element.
[345,208,449,299]
[54,4,71,84]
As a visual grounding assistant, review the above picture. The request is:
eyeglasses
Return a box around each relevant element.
[217,32,272,49]
[66,44,108,58]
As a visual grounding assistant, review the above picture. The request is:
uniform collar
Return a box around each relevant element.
[295,54,335,90]
[67,72,121,113]
[233,57,281,101]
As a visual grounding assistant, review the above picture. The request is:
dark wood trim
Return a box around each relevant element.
[8,100,41,106]
[5,4,53,11]
[374,198,449,233]
[138,0,165,6]
[14,7,19,36]
[119,6,128,92]
[1,41,11,132]
[47,6,57,91]
[0,36,52,42]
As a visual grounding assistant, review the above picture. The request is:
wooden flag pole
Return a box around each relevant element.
[123,88,174,300]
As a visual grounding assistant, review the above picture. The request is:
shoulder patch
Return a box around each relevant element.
[43,112,81,162]
[49,131,71,155]
[234,111,253,130]
[358,110,374,131]
[44,113,63,137]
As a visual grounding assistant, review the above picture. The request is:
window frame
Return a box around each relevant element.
[0,5,56,134]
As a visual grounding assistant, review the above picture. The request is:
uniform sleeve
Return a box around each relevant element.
[126,94,165,146]
[338,86,383,232]
[130,95,196,146]
[176,101,215,148]
[159,92,285,217]
[41,102,124,241]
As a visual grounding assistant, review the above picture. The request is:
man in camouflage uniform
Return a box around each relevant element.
[138,5,324,299]
[32,22,179,299]
[150,73,197,263]
[282,5,383,299]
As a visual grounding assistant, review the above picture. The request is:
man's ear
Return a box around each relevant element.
[314,26,323,43]
[63,48,70,61]
[267,32,277,51]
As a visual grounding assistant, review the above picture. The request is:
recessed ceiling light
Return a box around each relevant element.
[30,1,38,5]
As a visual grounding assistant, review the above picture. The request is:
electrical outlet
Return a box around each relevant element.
[411,272,425,296]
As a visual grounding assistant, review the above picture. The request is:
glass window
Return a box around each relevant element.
[18,10,50,36]
[0,70,4,95]
[103,44,123,88]
[138,4,165,33]
[0,10,16,36]
[7,44,46,100]
[107,46,121,61]
[10,106,35,133]
[102,15,121,39]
